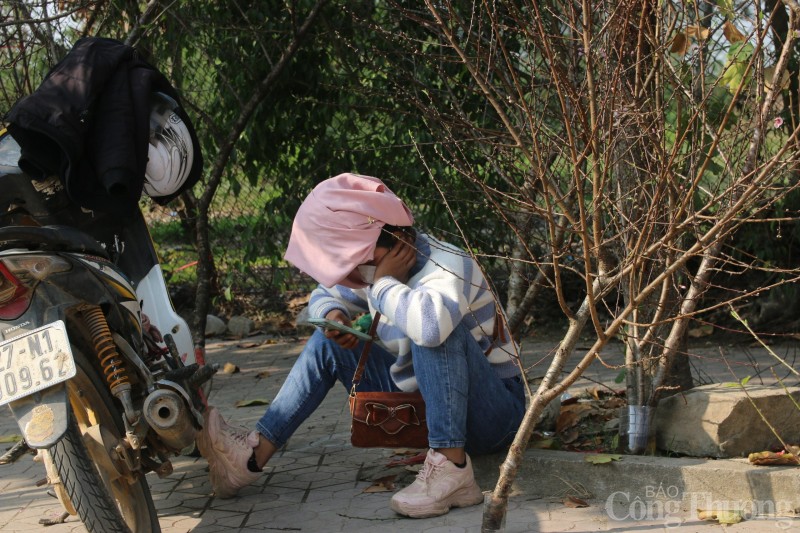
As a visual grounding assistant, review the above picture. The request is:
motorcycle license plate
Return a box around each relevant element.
[0,320,76,406]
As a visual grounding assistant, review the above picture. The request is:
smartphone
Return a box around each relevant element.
[307,318,373,341]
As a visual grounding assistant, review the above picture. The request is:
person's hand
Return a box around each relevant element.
[323,309,359,350]
[374,237,416,284]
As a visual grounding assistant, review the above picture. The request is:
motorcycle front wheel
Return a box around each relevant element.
[50,350,161,533]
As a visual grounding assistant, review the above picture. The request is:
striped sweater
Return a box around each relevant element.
[308,233,520,391]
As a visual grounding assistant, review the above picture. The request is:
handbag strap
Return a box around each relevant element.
[351,312,381,393]
[350,306,505,391]
[485,308,508,356]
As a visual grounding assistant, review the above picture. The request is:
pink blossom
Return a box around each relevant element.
[774,117,784,128]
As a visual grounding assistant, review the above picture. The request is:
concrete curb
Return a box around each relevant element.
[474,449,800,513]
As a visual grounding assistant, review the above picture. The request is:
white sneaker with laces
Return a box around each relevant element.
[197,407,262,499]
[390,449,483,518]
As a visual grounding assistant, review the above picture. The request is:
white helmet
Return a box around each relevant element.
[144,92,194,197]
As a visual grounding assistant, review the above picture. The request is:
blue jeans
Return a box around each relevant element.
[256,323,526,456]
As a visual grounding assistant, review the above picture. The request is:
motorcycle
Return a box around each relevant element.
[0,130,214,532]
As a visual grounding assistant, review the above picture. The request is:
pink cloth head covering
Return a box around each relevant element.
[284,173,414,288]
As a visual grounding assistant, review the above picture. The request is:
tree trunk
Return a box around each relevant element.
[187,0,330,343]
[504,211,533,318]
[611,0,693,407]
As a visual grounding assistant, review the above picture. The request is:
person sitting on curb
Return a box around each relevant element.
[197,173,525,518]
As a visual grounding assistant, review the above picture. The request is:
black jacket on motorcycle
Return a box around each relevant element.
[6,37,203,220]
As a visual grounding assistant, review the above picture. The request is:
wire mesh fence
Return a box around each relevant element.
[0,1,318,328]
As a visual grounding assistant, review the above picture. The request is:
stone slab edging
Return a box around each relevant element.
[473,449,800,516]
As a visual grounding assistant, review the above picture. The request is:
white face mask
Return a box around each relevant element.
[356,265,377,285]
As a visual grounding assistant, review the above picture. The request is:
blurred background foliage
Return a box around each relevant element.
[2,0,800,348]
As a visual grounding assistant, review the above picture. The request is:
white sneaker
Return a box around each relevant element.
[390,449,483,518]
[196,407,262,499]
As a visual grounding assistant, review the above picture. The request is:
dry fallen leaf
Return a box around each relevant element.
[602,397,626,409]
[670,32,689,55]
[556,403,595,433]
[587,387,604,401]
[723,21,746,43]
[585,454,622,465]
[561,428,581,444]
[236,341,263,349]
[234,399,270,407]
[287,294,310,309]
[718,510,745,525]
[748,450,800,466]
[698,509,744,524]
[386,451,427,468]
[685,24,710,40]
[220,362,240,374]
[688,324,713,338]
[391,448,424,456]
[563,495,589,508]
[255,370,272,379]
[363,474,396,493]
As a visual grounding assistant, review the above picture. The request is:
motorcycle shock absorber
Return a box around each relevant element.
[84,307,139,426]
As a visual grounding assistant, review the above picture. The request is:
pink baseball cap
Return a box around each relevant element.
[284,173,414,288]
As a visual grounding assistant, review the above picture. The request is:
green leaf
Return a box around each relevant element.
[718,0,735,18]
[720,42,755,93]
[614,369,627,384]
[0,434,22,443]
[721,376,751,388]
[585,454,622,464]
[530,437,556,449]
[717,510,744,524]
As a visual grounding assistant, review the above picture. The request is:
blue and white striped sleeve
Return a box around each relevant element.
[369,253,474,347]
[308,285,369,320]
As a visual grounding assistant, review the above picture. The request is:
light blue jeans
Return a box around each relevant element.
[256,323,526,455]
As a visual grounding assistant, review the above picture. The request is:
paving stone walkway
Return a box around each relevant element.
[0,332,797,532]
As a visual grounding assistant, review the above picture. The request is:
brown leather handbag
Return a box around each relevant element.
[348,312,428,448]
